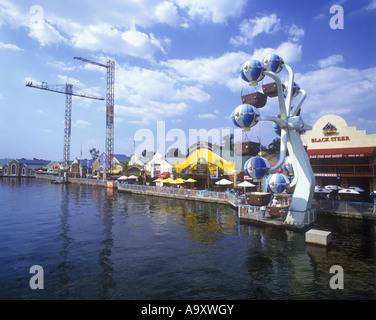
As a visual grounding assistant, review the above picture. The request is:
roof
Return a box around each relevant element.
[0,158,12,167]
[113,154,130,161]
[16,159,50,166]
[97,152,130,162]
[78,159,95,168]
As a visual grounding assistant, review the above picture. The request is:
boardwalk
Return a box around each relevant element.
[117,183,246,208]
[35,175,375,220]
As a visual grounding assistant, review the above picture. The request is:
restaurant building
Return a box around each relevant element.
[301,115,376,200]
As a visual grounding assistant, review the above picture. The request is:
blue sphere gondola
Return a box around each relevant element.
[240,60,265,86]
[284,81,300,98]
[267,173,289,194]
[231,104,259,130]
[263,54,284,73]
[244,156,271,180]
[273,122,281,136]
[283,156,293,174]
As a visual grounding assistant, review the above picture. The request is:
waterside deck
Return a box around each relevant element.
[35,175,376,222]
[117,183,245,208]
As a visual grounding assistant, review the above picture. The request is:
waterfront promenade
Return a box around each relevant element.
[35,174,375,221]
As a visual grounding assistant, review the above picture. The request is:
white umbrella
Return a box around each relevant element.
[339,188,360,194]
[314,187,330,193]
[348,186,365,192]
[237,181,255,187]
[215,178,233,185]
[117,176,128,181]
[325,185,343,190]
[128,175,138,179]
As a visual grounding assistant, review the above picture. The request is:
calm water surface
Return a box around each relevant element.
[0,178,375,300]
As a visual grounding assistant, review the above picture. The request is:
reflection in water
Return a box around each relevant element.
[0,179,375,299]
[97,188,116,298]
[55,184,73,298]
[133,195,238,245]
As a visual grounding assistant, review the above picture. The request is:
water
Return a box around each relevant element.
[0,178,375,300]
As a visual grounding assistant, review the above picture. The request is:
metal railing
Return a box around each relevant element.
[237,199,375,220]
[312,164,375,177]
[312,199,375,215]
[117,183,247,207]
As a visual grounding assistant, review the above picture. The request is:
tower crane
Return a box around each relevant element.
[74,57,115,174]
[26,81,104,166]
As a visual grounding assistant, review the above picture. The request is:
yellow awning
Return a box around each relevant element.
[172,178,185,184]
[109,169,122,174]
[175,148,234,175]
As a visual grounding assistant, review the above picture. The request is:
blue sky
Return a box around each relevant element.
[0,0,375,161]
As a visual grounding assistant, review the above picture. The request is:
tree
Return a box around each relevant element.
[165,148,184,158]
[261,138,280,155]
[120,160,129,173]
[222,133,234,151]
[89,148,100,160]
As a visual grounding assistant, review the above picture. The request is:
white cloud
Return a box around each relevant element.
[154,1,180,26]
[0,41,22,51]
[161,51,250,86]
[56,75,86,89]
[196,109,220,119]
[117,64,193,104]
[318,54,344,68]
[0,0,25,29]
[230,14,281,46]
[115,101,190,125]
[176,0,247,24]
[68,24,167,61]
[28,20,67,46]
[365,0,376,10]
[250,42,302,64]
[288,24,304,42]
[75,120,91,126]
[0,0,248,60]
[197,113,217,119]
[297,66,376,120]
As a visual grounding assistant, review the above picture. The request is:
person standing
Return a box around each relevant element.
[261,205,266,218]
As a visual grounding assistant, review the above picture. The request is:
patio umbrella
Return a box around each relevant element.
[237,180,255,193]
[163,178,174,183]
[348,186,365,192]
[117,176,128,181]
[174,178,185,184]
[184,178,197,183]
[339,188,360,194]
[237,181,255,187]
[325,185,343,190]
[215,178,233,185]
[128,175,138,179]
[314,187,330,194]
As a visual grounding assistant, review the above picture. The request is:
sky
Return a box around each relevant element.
[0,0,375,161]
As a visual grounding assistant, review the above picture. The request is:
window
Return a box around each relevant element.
[22,168,26,176]
[11,164,16,175]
